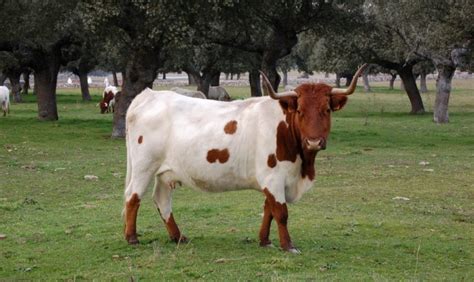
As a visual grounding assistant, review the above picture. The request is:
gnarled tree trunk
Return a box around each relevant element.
[389,73,397,90]
[249,69,262,97]
[34,59,60,121]
[282,70,288,86]
[22,71,30,95]
[362,72,371,92]
[419,72,428,93]
[78,71,92,101]
[8,71,22,103]
[112,72,119,86]
[398,66,425,114]
[187,72,197,86]
[335,73,341,88]
[211,72,220,86]
[112,53,158,138]
[433,64,455,124]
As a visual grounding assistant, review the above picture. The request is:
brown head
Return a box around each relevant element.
[99,101,108,114]
[261,64,367,152]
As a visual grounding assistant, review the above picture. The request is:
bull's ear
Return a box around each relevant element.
[330,95,348,111]
[279,97,297,113]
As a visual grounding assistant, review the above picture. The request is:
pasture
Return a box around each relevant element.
[0,82,473,280]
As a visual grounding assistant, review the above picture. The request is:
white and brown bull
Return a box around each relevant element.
[123,65,367,253]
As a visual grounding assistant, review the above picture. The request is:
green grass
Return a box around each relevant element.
[0,82,473,280]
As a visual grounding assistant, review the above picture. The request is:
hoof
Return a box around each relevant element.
[260,241,274,248]
[126,234,139,245]
[172,235,188,244]
[286,247,301,254]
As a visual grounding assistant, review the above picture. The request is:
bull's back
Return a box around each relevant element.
[127,89,265,192]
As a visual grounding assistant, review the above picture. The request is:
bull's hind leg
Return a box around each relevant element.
[153,173,187,243]
[123,167,156,245]
[259,198,273,247]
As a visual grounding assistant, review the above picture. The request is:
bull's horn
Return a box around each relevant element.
[330,64,368,95]
[260,70,297,99]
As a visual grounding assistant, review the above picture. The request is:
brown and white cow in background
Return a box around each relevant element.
[100,85,118,114]
[123,65,367,253]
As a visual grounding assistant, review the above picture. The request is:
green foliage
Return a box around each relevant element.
[0,82,473,279]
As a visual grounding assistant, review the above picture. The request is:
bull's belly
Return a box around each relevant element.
[188,175,258,192]
[158,162,259,193]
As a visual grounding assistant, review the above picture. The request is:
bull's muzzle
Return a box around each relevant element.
[305,138,326,151]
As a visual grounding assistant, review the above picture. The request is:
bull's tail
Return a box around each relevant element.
[122,126,132,218]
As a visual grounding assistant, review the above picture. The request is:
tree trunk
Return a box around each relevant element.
[389,73,397,90]
[34,62,60,121]
[362,72,371,92]
[433,64,455,123]
[162,72,166,80]
[22,71,30,95]
[112,55,158,138]
[335,73,341,88]
[187,72,197,86]
[282,70,288,86]
[78,71,92,101]
[398,66,425,114]
[249,69,262,97]
[345,74,353,87]
[112,72,119,86]
[419,72,428,93]
[8,71,22,103]
[211,72,220,86]
[230,73,234,80]
[261,53,281,90]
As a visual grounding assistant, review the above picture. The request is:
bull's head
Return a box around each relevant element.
[261,64,367,152]
[100,101,108,114]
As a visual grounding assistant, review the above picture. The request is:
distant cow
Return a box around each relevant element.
[100,86,118,114]
[208,86,231,101]
[122,65,367,253]
[0,86,10,116]
[170,87,206,99]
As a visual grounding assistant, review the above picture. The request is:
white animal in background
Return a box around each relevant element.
[208,86,231,101]
[0,86,10,116]
[170,87,207,99]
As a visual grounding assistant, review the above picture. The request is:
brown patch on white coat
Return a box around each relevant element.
[206,148,230,163]
[223,120,238,134]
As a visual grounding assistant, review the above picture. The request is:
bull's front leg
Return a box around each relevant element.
[262,188,300,254]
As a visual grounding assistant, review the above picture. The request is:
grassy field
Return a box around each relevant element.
[0,81,473,280]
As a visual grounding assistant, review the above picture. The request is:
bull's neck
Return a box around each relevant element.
[277,111,316,181]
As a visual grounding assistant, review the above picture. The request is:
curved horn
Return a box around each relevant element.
[330,63,369,95]
[259,70,297,99]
